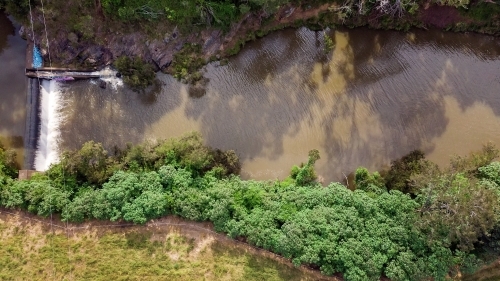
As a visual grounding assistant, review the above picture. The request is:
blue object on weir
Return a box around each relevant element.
[32,45,43,68]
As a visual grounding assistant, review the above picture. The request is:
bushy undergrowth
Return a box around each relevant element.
[113,56,156,92]
[1,135,500,280]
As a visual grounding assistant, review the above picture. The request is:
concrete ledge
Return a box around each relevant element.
[18,170,37,180]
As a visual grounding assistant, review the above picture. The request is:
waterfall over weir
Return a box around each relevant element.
[29,67,122,171]
[34,80,63,171]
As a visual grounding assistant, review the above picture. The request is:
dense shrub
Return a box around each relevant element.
[1,137,498,280]
[0,143,18,179]
[113,56,156,92]
[384,150,426,194]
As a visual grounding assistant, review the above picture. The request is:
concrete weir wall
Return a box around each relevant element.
[23,78,40,170]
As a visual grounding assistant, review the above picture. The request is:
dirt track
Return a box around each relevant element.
[0,208,340,281]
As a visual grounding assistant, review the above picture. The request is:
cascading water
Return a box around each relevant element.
[33,67,122,171]
[34,79,63,171]
[94,67,123,89]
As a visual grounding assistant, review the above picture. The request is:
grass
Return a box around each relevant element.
[0,212,326,281]
[462,260,500,281]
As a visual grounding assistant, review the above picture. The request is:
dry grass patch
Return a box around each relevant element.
[0,211,331,281]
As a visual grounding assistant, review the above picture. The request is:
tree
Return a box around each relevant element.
[355,167,386,195]
[113,56,155,92]
[0,144,19,179]
[385,150,427,194]
[290,149,321,186]
[60,141,113,184]
[415,172,499,251]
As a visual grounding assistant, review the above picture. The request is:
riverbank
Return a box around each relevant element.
[9,0,500,83]
[1,133,500,280]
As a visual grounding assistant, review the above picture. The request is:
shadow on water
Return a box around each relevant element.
[0,11,27,165]
[58,26,500,183]
[0,12,15,52]
[314,28,500,180]
[58,75,185,151]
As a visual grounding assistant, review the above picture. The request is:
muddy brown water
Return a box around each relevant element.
[0,11,26,164]
[2,12,500,183]
[56,27,500,184]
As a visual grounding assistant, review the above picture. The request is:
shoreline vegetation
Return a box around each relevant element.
[1,0,499,89]
[2,133,500,280]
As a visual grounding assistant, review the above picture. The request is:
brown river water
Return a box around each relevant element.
[0,11,26,164]
[2,11,500,183]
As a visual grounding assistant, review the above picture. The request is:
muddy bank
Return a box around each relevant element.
[18,1,500,73]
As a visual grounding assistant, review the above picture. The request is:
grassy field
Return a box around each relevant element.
[2,209,500,281]
[0,210,334,281]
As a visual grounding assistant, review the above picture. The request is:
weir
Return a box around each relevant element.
[23,47,121,170]
[23,78,40,170]
[25,68,101,80]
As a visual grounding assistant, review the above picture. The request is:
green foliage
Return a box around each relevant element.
[478,161,500,186]
[1,135,499,280]
[354,167,385,195]
[385,150,427,194]
[0,143,18,179]
[1,0,30,22]
[56,141,114,185]
[289,149,320,186]
[13,176,71,217]
[415,172,499,251]
[460,2,500,22]
[101,0,240,28]
[113,56,156,92]
[171,43,206,82]
[449,143,499,176]
[323,32,334,53]
[434,0,470,8]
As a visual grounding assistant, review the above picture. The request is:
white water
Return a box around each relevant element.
[34,80,63,171]
[91,67,123,90]
[33,68,123,171]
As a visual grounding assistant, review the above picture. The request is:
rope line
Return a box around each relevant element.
[27,0,43,90]
[27,0,56,278]
[39,0,53,71]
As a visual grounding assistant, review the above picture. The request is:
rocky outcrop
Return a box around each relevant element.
[20,2,500,72]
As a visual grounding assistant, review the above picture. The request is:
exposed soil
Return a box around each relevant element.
[419,5,468,28]
[20,1,498,74]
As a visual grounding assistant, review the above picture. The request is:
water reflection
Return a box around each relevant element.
[0,11,27,165]
[59,27,500,184]
[0,11,15,52]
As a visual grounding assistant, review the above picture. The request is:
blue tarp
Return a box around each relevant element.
[32,46,43,68]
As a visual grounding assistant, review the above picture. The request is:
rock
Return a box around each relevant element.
[68,32,78,44]
[164,35,170,44]
[116,72,122,78]
[98,80,107,89]
[172,27,179,39]
[18,26,26,39]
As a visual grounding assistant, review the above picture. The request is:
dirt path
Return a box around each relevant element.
[0,208,340,281]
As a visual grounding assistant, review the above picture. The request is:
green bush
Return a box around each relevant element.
[113,56,156,92]
[0,143,19,179]
[385,150,427,194]
[0,135,498,280]
[1,0,30,22]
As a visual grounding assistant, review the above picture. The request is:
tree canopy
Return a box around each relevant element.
[0,137,499,280]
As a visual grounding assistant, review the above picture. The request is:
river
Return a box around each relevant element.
[2,11,500,183]
[0,11,26,165]
[56,27,500,183]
